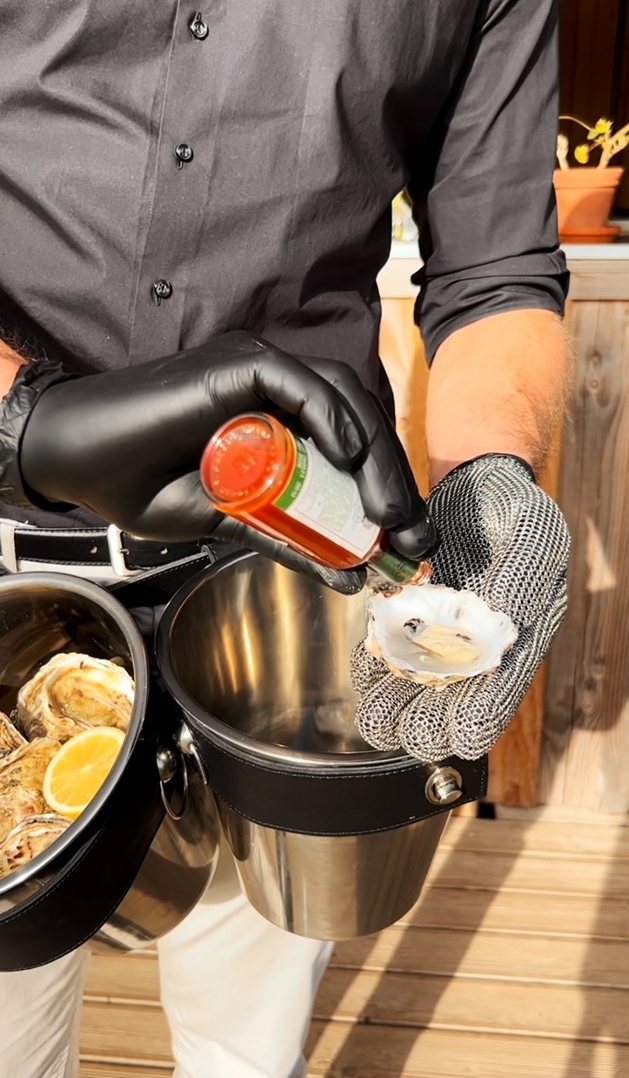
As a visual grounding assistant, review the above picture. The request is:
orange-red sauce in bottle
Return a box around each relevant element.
[200,413,430,585]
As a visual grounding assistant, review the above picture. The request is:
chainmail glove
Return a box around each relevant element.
[350,454,570,762]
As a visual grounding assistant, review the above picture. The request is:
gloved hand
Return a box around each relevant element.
[10,332,437,593]
[350,455,570,759]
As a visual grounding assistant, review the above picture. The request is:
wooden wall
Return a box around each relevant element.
[541,298,629,812]
[379,300,553,808]
[381,271,629,812]
[559,0,629,210]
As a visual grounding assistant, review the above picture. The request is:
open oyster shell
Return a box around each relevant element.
[0,712,27,757]
[0,738,62,843]
[15,653,134,743]
[366,583,517,688]
[0,813,71,880]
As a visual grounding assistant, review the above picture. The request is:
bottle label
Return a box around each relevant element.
[274,436,380,558]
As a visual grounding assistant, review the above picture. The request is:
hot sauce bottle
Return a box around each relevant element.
[200,413,431,586]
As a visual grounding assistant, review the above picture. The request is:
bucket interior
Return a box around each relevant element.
[164,553,374,755]
[0,580,136,715]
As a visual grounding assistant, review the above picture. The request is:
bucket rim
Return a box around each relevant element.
[0,571,149,896]
[156,550,420,776]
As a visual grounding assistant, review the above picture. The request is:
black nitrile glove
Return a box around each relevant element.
[11,333,437,593]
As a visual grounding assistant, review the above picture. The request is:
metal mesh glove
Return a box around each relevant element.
[350,454,570,762]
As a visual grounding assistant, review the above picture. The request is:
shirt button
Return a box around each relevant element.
[152,279,173,305]
[175,143,194,168]
[189,12,209,39]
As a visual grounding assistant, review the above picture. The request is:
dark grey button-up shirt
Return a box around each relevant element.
[0,0,568,527]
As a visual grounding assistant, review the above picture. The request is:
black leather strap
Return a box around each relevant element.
[9,527,211,570]
[192,727,488,836]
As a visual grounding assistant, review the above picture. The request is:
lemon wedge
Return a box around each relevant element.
[43,726,125,820]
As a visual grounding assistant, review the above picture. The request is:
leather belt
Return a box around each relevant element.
[0,520,213,578]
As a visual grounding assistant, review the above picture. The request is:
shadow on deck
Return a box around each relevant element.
[79,814,629,1078]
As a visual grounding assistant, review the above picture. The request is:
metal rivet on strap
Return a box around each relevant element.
[425,766,463,805]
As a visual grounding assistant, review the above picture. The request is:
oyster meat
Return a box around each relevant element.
[0,738,61,843]
[0,813,71,881]
[366,583,518,688]
[16,653,134,743]
[0,712,26,757]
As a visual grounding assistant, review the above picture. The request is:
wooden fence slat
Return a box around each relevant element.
[542,301,629,812]
[565,264,629,302]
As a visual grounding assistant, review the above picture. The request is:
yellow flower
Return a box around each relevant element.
[595,118,612,136]
[574,144,590,165]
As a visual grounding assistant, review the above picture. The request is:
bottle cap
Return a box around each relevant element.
[201,413,291,511]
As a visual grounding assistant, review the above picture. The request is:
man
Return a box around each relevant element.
[0,1,570,1076]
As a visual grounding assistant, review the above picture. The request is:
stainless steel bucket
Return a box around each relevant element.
[0,573,220,969]
[157,552,487,940]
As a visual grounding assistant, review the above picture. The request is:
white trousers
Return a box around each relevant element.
[0,847,333,1078]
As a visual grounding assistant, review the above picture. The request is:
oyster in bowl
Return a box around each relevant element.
[0,738,62,843]
[0,814,71,881]
[15,653,134,743]
[0,713,26,757]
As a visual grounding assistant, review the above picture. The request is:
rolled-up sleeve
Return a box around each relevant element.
[410,0,569,362]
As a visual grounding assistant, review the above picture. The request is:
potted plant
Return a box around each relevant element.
[554,116,628,243]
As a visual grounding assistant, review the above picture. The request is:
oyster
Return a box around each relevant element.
[0,712,26,757]
[16,653,134,743]
[0,738,61,843]
[366,583,517,688]
[0,813,71,881]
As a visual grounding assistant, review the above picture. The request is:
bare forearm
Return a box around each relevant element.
[426,310,571,486]
[0,341,26,399]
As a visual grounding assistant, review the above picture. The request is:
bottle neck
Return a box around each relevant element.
[368,548,431,586]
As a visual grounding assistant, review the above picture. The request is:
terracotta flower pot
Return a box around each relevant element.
[553,167,624,242]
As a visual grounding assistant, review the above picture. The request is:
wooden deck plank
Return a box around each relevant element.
[82,960,629,1060]
[442,817,629,859]
[333,926,629,987]
[88,926,629,1004]
[86,954,160,1004]
[426,846,629,896]
[305,1021,629,1078]
[79,818,629,1078]
[402,886,629,938]
[313,968,629,1041]
[79,1002,172,1066]
[79,1066,170,1077]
